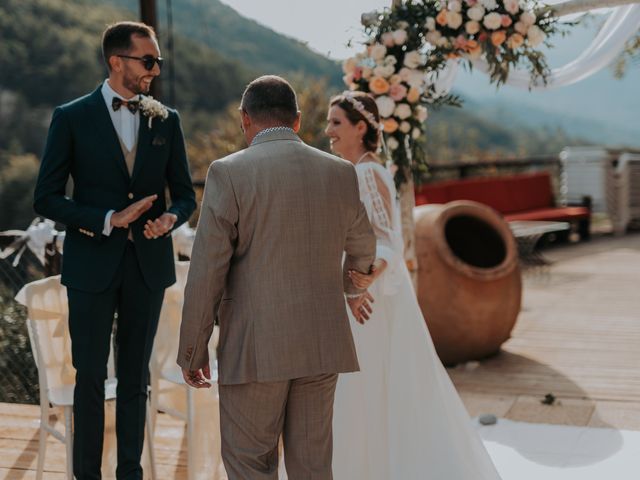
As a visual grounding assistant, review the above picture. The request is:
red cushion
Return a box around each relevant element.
[504,173,553,213]
[415,172,556,214]
[504,207,590,222]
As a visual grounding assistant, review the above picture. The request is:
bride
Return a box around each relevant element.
[324,91,501,480]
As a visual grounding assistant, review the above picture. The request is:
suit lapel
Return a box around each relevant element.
[86,87,130,181]
[130,113,151,186]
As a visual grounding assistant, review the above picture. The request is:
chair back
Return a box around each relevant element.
[16,276,74,400]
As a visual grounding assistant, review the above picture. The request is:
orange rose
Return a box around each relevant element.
[491,30,507,47]
[465,39,479,51]
[506,33,525,49]
[406,86,421,103]
[369,76,390,95]
[436,10,448,26]
[383,118,399,133]
[467,42,482,59]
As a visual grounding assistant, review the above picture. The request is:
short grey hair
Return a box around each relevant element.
[240,75,299,126]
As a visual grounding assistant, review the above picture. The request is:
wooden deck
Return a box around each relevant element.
[2,232,639,478]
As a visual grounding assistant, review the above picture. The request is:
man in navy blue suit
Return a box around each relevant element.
[34,21,196,479]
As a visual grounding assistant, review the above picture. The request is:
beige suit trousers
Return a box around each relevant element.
[219,373,339,480]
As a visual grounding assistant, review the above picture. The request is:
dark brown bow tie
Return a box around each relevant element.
[112,97,139,114]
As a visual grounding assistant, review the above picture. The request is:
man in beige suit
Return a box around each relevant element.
[177,75,376,479]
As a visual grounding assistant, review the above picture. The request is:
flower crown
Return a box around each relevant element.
[342,91,383,131]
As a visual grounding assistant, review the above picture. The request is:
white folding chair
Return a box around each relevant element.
[150,261,220,480]
[16,276,156,480]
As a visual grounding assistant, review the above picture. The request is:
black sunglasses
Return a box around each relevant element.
[117,54,164,71]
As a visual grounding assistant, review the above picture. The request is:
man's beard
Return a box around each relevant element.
[123,73,149,95]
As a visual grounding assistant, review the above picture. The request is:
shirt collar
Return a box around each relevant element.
[101,79,139,106]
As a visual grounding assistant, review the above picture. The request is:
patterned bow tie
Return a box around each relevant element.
[112,97,140,114]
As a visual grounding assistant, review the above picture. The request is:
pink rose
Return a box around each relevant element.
[501,15,513,27]
[389,83,408,101]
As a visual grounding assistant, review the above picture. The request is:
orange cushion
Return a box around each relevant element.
[504,207,590,222]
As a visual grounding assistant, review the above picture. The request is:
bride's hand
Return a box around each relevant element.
[349,258,387,289]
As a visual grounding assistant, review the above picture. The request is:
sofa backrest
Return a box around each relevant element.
[415,172,554,214]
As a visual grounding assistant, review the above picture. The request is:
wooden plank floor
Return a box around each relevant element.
[452,232,640,430]
[2,232,639,478]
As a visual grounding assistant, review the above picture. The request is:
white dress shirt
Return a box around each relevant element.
[100,79,141,236]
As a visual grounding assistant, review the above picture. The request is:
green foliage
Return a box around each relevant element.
[614,33,640,79]
[0,0,122,107]
[0,0,255,115]
[187,76,333,181]
[0,282,39,404]
[422,103,584,167]
[96,0,343,87]
[0,153,40,230]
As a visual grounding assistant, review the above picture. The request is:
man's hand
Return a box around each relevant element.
[181,364,212,389]
[111,194,157,229]
[348,258,388,290]
[143,212,178,239]
[347,291,374,324]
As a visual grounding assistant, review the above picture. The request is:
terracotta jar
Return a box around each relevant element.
[413,201,522,366]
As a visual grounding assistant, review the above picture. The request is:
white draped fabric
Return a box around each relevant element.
[432,5,640,93]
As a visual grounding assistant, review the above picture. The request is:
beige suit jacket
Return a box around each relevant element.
[177,129,375,385]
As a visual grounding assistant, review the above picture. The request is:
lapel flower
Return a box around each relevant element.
[139,95,169,129]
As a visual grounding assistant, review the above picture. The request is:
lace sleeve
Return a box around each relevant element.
[358,164,404,295]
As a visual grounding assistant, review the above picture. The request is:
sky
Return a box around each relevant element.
[219,0,391,60]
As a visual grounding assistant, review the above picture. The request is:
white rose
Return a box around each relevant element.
[520,11,536,26]
[400,121,412,133]
[465,20,481,35]
[483,12,502,30]
[467,5,485,21]
[425,17,436,31]
[393,29,408,45]
[480,0,498,10]
[384,55,398,66]
[437,37,450,47]
[527,24,545,47]
[394,103,413,120]
[447,11,464,29]
[381,32,395,47]
[406,69,425,88]
[373,65,387,77]
[412,127,422,139]
[425,30,442,46]
[504,0,520,15]
[373,65,395,78]
[375,96,397,118]
[448,0,462,12]
[370,44,387,61]
[387,136,400,150]
[415,105,429,122]
[514,21,529,35]
[342,57,357,74]
[403,51,423,69]
[397,20,410,29]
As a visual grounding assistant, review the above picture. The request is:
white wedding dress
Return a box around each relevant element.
[330,161,501,480]
[279,161,500,479]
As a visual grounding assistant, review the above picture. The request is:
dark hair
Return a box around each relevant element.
[330,92,380,152]
[240,75,299,126]
[102,21,157,71]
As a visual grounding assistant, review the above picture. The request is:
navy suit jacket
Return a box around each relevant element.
[34,86,196,293]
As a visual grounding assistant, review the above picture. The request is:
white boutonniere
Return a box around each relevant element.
[139,95,169,129]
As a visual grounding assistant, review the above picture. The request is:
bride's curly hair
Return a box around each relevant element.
[330,92,381,152]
